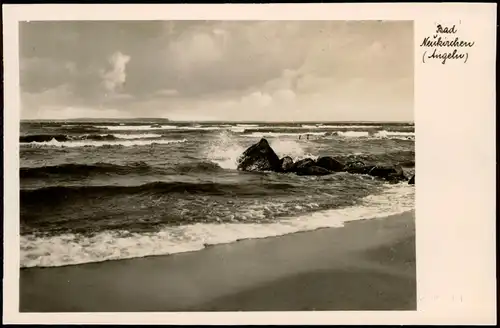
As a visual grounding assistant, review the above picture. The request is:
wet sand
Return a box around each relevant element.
[20,210,416,312]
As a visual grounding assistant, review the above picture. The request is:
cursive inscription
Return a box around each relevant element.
[420,23,475,64]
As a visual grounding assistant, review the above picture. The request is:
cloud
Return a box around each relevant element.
[168,30,225,74]
[20,57,78,93]
[154,89,180,97]
[21,84,74,119]
[19,20,414,121]
[104,92,135,102]
[21,84,134,120]
[101,51,131,93]
[37,107,130,120]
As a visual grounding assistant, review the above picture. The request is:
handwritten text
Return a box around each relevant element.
[420,24,475,64]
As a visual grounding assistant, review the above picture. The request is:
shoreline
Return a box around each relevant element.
[20,210,411,270]
[20,210,415,312]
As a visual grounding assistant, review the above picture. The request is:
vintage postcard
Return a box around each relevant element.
[3,3,497,325]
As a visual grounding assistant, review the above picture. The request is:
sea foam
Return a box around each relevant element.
[111,133,162,139]
[22,138,187,148]
[336,131,371,137]
[20,182,415,268]
[374,130,415,138]
[99,125,227,131]
[97,125,180,131]
[245,132,328,138]
[302,124,383,129]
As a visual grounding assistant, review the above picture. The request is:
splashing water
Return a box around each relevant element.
[269,139,316,162]
[205,131,246,170]
[205,133,316,169]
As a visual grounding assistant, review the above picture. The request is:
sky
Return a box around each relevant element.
[19,20,414,121]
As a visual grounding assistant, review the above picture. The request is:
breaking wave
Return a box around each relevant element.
[96,125,180,131]
[111,133,162,139]
[20,182,414,268]
[302,124,383,129]
[335,131,371,138]
[20,133,163,143]
[332,130,415,139]
[244,132,328,138]
[374,130,415,138]
[21,138,188,148]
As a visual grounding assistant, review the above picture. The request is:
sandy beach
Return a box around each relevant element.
[20,210,415,312]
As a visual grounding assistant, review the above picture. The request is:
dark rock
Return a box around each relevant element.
[343,160,374,175]
[290,158,334,176]
[291,158,316,172]
[236,138,281,172]
[316,156,344,172]
[408,175,415,185]
[295,165,332,176]
[368,165,406,182]
[235,139,409,181]
[398,160,415,168]
[280,156,294,172]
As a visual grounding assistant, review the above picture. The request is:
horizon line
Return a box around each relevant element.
[20,118,415,123]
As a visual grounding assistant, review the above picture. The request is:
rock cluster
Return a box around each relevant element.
[237,138,415,184]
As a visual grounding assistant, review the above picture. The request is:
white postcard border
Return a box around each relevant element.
[3,3,497,325]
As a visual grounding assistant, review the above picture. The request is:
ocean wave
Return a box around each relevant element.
[96,125,180,131]
[374,130,415,138]
[20,133,162,143]
[230,127,246,133]
[20,138,187,148]
[236,124,259,127]
[242,125,386,131]
[328,130,414,140]
[99,125,225,132]
[20,162,155,179]
[21,181,298,206]
[241,126,306,131]
[174,162,225,173]
[302,124,383,129]
[21,160,233,181]
[20,182,414,268]
[59,126,105,134]
[21,134,71,143]
[240,130,413,140]
[335,131,371,137]
[111,133,162,139]
[244,132,328,138]
[336,150,415,167]
[183,126,224,131]
[20,134,112,143]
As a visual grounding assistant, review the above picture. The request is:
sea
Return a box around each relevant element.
[20,120,415,268]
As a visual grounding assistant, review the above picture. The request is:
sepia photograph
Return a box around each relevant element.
[3,3,496,325]
[18,19,416,312]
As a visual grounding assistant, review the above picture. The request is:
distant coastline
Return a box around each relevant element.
[20,118,415,125]
[20,117,172,123]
